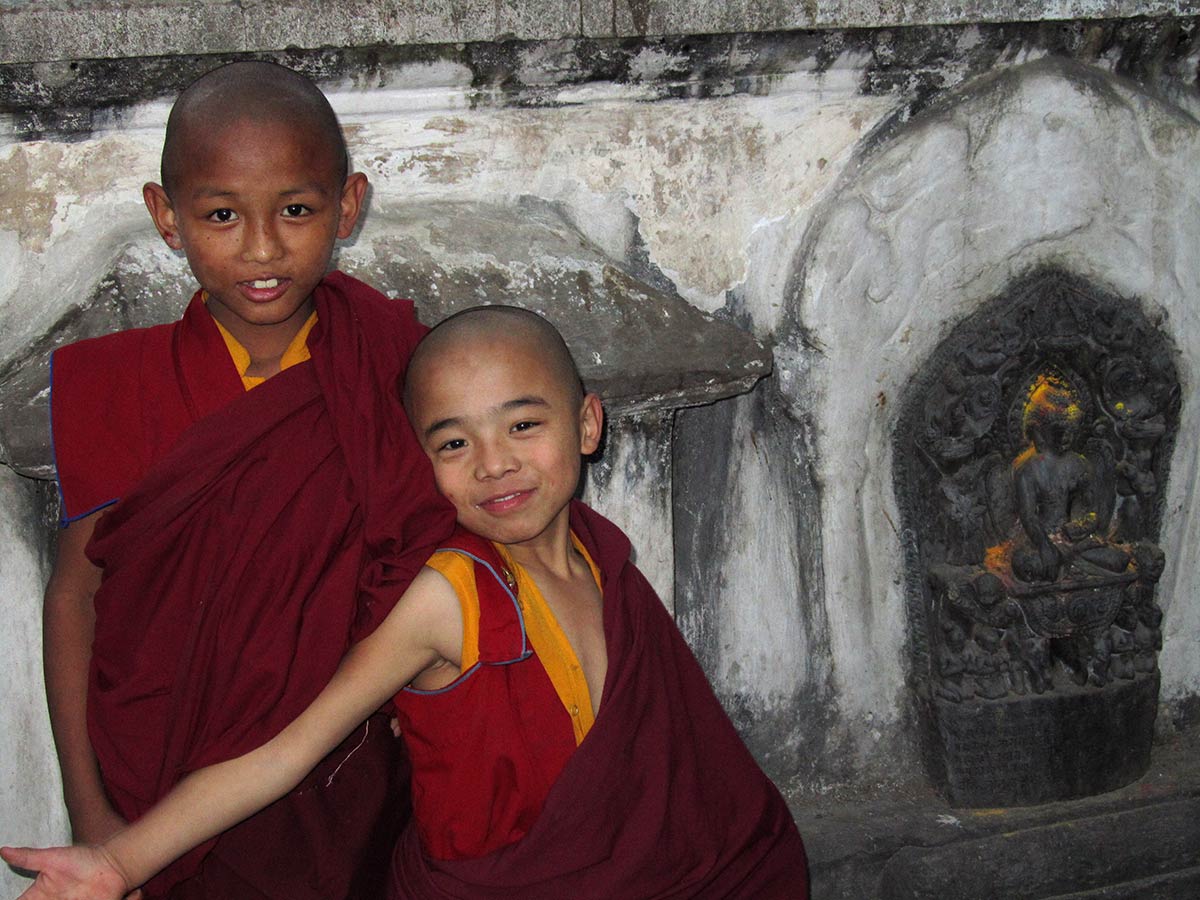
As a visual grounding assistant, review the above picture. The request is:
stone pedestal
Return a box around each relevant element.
[924,672,1159,807]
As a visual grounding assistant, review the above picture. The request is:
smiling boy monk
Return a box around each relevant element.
[37,61,453,898]
[6,306,808,900]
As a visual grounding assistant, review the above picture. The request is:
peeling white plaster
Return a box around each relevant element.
[0,470,66,898]
[795,61,1200,725]
[710,399,811,699]
[581,414,674,608]
[3,43,1199,827]
[627,45,690,83]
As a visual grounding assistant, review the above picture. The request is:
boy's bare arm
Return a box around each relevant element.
[5,566,461,898]
[43,513,123,843]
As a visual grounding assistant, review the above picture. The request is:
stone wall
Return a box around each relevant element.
[2,1,1194,64]
[2,3,1198,890]
[676,49,1200,794]
[0,471,66,881]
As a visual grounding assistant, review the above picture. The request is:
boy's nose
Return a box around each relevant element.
[475,442,519,479]
[242,218,284,263]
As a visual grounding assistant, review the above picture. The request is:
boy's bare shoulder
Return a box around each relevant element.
[395,565,464,666]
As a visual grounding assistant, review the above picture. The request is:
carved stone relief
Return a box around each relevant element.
[894,269,1179,805]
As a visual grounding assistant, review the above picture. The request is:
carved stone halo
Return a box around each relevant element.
[1005,364,1093,460]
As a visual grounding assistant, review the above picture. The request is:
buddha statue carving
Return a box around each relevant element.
[1008,371,1131,584]
[894,270,1178,804]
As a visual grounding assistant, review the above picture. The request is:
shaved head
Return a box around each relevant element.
[161,61,348,198]
[405,306,584,410]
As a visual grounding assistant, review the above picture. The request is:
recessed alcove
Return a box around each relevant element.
[0,200,771,603]
[893,268,1179,806]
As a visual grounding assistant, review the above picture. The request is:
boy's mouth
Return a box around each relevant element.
[478,489,534,513]
[238,277,291,303]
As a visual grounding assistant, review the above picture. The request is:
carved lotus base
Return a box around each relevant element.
[1009,572,1136,637]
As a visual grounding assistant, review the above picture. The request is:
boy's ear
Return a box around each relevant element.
[337,172,369,239]
[143,183,183,250]
[578,393,604,456]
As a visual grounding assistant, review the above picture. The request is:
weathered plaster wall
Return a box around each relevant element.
[675,53,1200,794]
[2,0,1194,64]
[1,11,1198,868]
[0,471,65,899]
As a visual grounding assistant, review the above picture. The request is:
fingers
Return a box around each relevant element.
[1,845,40,872]
[2,843,133,900]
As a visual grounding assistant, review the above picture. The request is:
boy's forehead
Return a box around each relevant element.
[184,111,319,157]
[426,332,550,384]
[412,332,560,404]
[171,114,341,186]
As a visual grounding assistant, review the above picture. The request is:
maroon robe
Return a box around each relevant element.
[50,272,455,899]
[392,529,579,862]
[389,502,808,899]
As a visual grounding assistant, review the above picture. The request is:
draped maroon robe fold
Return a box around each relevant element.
[389,502,808,899]
[50,272,456,899]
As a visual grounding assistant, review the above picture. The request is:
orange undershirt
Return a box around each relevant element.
[212,311,317,391]
[426,534,602,745]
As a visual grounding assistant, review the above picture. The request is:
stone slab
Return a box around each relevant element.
[927,668,1160,808]
[879,797,1200,899]
[346,200,771,412]
[1047,868,1200,899]
[0,200,770,478]
[795,726,1200,899]
[0,1,1192,65]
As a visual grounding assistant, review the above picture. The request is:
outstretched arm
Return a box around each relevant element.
[5,566,461,899]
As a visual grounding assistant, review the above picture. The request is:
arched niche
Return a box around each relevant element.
[892,267,1180,804]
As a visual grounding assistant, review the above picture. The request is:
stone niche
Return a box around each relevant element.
[0,199,770,606]
[893,268,1180,806]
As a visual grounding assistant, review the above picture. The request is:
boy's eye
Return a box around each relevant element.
[207,208,238,223]
[511,420,540,433]
[437,438,467,452]
[282,204,311,217]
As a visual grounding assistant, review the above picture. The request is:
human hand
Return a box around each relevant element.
[0,844,136,900]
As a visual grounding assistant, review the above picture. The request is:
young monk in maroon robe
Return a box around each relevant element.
[6,307,809,899]
[36,61,454,899]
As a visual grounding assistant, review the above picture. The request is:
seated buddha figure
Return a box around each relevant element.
[1010,374,1131,583]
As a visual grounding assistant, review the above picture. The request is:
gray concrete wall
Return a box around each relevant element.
[1,1,1194,64]
[0,472,66,897]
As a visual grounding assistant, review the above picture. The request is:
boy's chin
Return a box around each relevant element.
[466,519,553,548]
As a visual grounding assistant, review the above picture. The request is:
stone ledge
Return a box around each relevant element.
[795,727,1200,899]
[880,798,1200,898]
[0,0,1190,65]
[0,200,770,479]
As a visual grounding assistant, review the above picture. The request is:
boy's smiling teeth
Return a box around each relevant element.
[251,278,280,289]
[481,490,528,507]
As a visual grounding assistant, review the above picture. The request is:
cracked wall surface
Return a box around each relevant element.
[684,54,1200,793]
[1,14,1199,888]
[2,1,1194,64]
